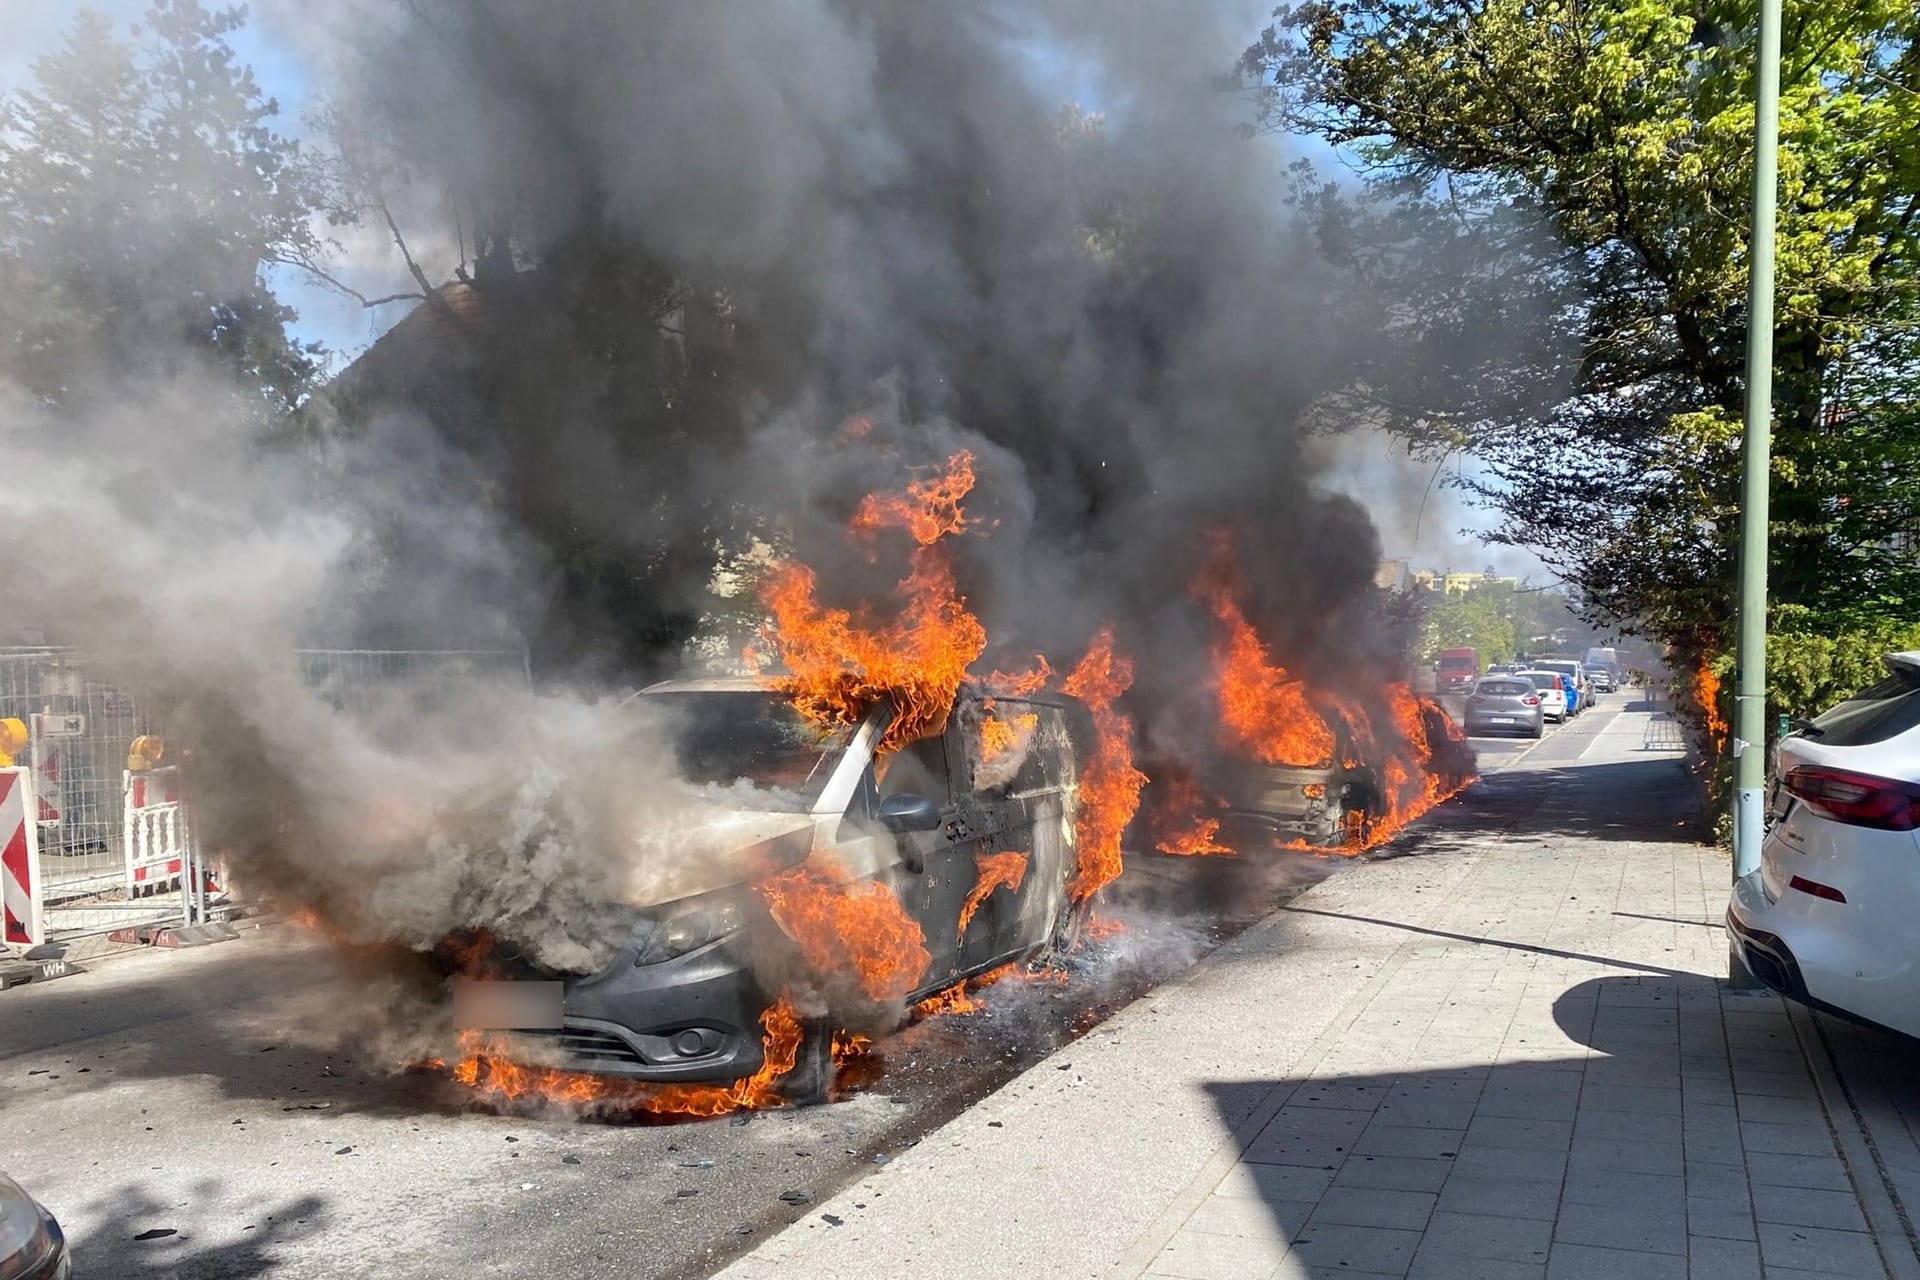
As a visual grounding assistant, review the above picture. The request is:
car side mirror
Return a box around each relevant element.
[877,792,943,833]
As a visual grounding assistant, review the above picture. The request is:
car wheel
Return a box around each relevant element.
[1325,802,1371,847]
[1530,720,1543,739]
[1048,894,1087,958]
[778,1018,834,1106]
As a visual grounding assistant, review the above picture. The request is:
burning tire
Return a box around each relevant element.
[777,1019,834,1105]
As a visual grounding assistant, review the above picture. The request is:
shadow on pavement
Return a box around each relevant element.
[1193,975,1733,1273]
[1275,904,1693,979]
[1187,973,1920,1275]
[66,1181,328,1280]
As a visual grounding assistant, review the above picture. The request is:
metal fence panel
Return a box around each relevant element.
[0,649,170,943]
[2,647,527,953]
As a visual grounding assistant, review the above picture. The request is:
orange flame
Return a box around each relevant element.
[761,453,987,754]
[958,850,1029,937]
[447,992,805,1117]
[1194,535,1337,767]
[1061,628,1148,900]
[911,961,1028,1019]
[758,853,931,1003]
[979,705,1038,770]
[1150,770,1233,856]
[1692,659,1727,751]
[983,655,1053,696]
[913,984,982,1017]
[850,450,974,545]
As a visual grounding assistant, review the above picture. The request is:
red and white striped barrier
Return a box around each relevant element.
[124,766,196,896]
[2,768,44,948]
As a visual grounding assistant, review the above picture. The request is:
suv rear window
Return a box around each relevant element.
[1807,666,1920,747]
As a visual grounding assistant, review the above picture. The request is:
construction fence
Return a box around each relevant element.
[0,647,527,954]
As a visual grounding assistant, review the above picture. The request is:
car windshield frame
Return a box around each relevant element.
[632,689,858,813]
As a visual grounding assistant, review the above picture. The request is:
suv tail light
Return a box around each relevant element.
[1783,766,1920,831]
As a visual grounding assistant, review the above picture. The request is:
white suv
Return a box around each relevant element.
[1727,652,1920,1039]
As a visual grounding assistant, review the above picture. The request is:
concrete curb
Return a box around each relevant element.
[1790,999,1920,1280]
[0,955,82,990]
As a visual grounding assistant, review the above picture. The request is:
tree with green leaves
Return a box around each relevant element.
[1244,0,1920,700]
[1420,587,1518,665]
[0,2,325,413]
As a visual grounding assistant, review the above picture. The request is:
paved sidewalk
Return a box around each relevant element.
[717,705,1920,1280]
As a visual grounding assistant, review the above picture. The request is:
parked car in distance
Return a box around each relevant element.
[1537,660,1590,712]
[1464,676,1544,739]
[0,1171,68,1280]
[1484,663,1521,676]
[1434,648,1480,695]
[1728,652,1920,1040]
[1584,646,1621,682]
[1518,670,1571,723]
[452,676,1094,1102]
[1584,665,1617,694]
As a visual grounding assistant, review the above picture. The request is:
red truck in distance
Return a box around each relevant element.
[1434,648,1480,695]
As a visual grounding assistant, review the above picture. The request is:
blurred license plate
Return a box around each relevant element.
[1490,716,1515,724]
[452,979,563,1030]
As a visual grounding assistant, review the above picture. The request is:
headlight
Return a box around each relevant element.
[633,893,746,966]
[0,1175,57,1280]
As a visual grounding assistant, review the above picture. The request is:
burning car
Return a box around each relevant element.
[1151,679,1475,856]
[453,676,1092,1103]
[1215,746,1382,848]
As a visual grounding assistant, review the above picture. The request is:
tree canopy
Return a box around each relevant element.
[1245,0,1920,674]
[0,1,324,413]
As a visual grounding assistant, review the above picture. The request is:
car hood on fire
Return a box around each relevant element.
[611,808,819,909]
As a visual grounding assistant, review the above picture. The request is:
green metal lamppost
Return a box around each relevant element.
[1732,0,1783,958]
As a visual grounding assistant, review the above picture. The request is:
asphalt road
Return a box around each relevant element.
[0,694,1622,1280]
[0,855,1333,1279]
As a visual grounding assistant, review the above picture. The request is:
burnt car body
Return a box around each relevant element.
[1216,755,1381,847]
[468,678,1090,1097]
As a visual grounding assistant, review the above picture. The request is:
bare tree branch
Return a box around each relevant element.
[376,197,471,333]
[273,254,425,310]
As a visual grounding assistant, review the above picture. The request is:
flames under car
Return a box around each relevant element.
[452,677,1093,1101]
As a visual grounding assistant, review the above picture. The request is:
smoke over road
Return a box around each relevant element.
[0,1,1514,1070]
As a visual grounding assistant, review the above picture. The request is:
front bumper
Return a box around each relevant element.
[508,933,770,1084]
[1221,805,1343,847]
